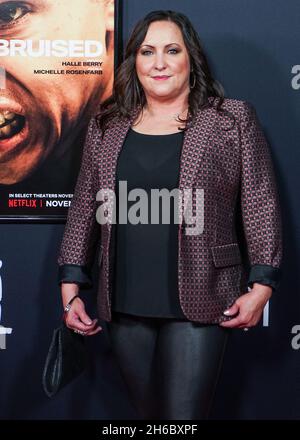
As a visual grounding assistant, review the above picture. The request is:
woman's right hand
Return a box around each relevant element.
[62,284,102,336]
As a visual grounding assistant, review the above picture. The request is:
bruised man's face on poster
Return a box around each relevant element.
[0,0,114,185]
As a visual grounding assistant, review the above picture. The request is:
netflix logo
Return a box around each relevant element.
[8,199,41,208]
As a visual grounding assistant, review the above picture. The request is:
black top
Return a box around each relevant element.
[112,128,187,319]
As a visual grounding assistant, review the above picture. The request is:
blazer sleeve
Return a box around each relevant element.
[57,116,101,289]
[239,101,283,291]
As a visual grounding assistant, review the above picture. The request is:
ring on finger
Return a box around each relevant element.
[74,329,86,336]
[243,327,249,332]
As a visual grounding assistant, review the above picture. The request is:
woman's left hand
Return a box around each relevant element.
[219,283,273,329]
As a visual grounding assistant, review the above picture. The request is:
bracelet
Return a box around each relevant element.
[64,294,80,313]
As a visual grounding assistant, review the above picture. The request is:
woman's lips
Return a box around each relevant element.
[152,75,170,80]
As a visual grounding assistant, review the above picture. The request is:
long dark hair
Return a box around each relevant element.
[96,10,228,132]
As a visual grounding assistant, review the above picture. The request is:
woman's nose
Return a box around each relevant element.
[154,54,167,70]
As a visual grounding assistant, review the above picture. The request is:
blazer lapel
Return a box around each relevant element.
[99,108,140,191]
[99,108,140,230]
[178,106,215,192]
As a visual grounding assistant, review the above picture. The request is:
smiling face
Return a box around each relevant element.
[135,20,191,103]
[0,0,114,184]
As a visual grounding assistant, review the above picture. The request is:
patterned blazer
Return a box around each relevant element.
[58,98,283,324]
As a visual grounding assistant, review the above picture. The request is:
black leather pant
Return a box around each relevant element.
[107,311,229,420]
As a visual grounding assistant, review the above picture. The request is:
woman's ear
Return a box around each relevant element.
[104,0,114,32]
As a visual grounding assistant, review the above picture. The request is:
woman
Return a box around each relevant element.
[57,10,282,419]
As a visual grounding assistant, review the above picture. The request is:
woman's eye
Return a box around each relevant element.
[141,50,153,56]
[140,48,179,55]
[0,2,30,26]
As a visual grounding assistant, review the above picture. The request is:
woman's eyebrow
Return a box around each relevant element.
[140,43,181,48]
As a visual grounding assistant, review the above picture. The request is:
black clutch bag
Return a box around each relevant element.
[42,321,88,398]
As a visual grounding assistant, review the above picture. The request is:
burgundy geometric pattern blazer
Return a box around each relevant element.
[58,98,283,324]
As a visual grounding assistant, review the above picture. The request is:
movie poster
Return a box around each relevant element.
[0,0,121,221]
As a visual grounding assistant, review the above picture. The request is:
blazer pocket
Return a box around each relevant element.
[98,245,104,267]
[211,242,242,268]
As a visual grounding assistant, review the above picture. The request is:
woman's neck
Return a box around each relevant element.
[143,95,189,120]
[133,97,189,135]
